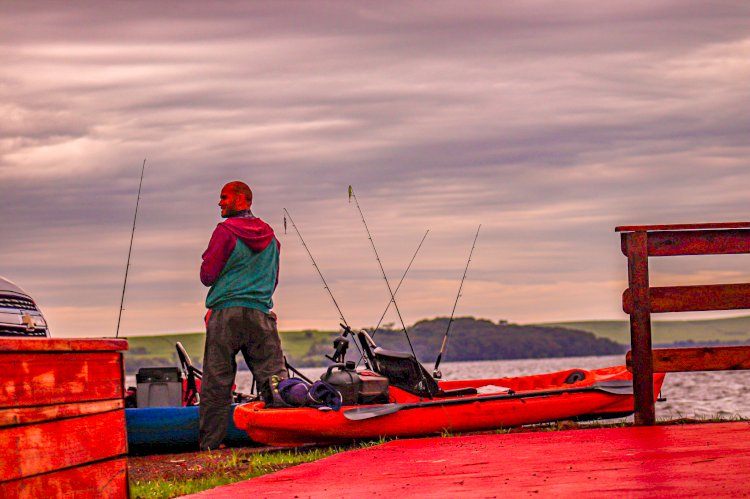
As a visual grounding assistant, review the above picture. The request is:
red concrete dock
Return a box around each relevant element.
[186,422,750,498]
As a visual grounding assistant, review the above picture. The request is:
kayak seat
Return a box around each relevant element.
[360,333,478,398]
[372,347,413,360]
[372,347,441,398]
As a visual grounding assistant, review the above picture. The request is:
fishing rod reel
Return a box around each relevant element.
[325,323,353,364]
[325,323,378,371]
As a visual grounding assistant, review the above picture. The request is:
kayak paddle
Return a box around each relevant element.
[343,379,634,421]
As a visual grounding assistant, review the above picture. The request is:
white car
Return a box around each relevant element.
[0,276,50,338]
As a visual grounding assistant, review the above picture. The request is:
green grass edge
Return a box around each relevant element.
[129,440,383,499]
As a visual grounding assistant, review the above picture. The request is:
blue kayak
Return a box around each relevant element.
[125,404,255,453]
[125,342,258,453]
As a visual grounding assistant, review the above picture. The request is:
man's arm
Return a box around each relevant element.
[200,224,236,286]
[274,238,281,291]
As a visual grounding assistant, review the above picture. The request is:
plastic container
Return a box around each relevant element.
[136,367,182,408]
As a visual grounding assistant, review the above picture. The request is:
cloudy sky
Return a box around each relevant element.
[2,1,749,338]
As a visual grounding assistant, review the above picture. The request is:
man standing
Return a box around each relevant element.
[199,180,287,451]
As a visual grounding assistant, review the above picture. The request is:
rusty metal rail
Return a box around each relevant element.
[616,222,750,425]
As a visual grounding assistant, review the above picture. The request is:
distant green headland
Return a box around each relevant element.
[123,315,750,375]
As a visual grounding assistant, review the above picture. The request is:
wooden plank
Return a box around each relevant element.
[0,457,127,499]
[615,222,750,233]
[621,229,750,256]
[626,346,750,373]
[0,399,124,428]
[0,410,126,481]
[625,231,655,426]
[623,283,750,314]
[0,338,128,352]
[0,352,123,408]
[647,229,750,257]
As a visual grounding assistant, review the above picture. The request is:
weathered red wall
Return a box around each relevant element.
[0,338,129,498]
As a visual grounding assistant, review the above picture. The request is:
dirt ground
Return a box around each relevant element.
[128,446,283,483]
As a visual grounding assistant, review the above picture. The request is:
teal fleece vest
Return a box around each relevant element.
[205,239,278,313]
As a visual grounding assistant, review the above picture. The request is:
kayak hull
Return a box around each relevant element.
[125,404,255,453]
[234,365,666,446]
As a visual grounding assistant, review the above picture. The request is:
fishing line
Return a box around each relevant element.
[356,229,429,368]
[282,208,368,368]
[348,185,434,397]
[432,224,481,378]
[116,158,146,338]
[371,229,429,338]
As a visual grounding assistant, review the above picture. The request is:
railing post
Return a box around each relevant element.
[625,230,655,425]
[618,222,750,425]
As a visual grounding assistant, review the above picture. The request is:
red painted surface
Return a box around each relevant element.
[0,458,128,499]
[0,352,124,406]
[0,408,127,481]
[0,338,128,352]
[188,422,750,498]
[0,399,124,428]
[0,338,128,497]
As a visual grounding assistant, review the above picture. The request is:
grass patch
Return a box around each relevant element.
[657,414,749,425]
[128,440,387,499]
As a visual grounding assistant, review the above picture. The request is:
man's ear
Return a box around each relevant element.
[238,194,250,210]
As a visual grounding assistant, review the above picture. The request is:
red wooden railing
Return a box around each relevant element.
[616,222,750,425]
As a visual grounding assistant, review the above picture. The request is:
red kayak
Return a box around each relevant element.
[234,364,665,447]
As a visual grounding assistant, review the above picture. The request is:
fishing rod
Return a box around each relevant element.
[348,186,434,398]
[370,229,429,339]
[432,224,481,378]
[355,229,429,369]
[282,208,369,368]
[116,158,146,338]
